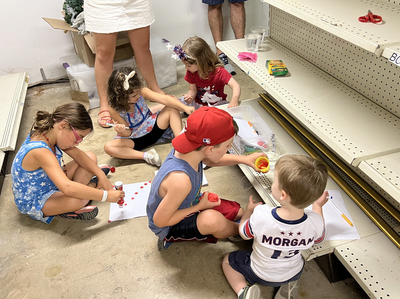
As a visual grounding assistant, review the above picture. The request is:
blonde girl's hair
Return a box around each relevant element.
[108,67,144,112]
[30,102,93,137]
[182,36,223,80]
[275,155,328,209]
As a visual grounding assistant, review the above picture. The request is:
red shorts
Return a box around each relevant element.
[212,198,241,221]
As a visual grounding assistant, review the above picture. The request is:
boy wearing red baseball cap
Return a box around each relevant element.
[146,107,265,250]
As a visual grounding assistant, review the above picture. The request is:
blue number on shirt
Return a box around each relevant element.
[271,250,300,259]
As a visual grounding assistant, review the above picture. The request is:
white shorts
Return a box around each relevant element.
[84,0,155,33]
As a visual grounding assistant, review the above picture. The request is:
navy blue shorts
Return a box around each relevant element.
[202,0,246,5]
[165,199,241,243]
[165,212,218,243]
[130,118,165,151]
[228,250,304,287]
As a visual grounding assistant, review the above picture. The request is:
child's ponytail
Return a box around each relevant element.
[31,102,93,136]
[31,111,55,135]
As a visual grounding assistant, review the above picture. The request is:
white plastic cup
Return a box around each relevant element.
[263,135,283,170]
[245,33,262,51]
[250,26,267,41]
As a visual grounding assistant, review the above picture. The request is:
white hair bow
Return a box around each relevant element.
[123,71,136,90]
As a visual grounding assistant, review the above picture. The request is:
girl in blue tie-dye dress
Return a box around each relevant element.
[104,67,194,166]
[11,102,124,223]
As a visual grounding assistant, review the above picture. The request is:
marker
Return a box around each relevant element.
[328,196,354,226]
[247,121,259,136]
[115,181,125,208]
[106,123,130,130]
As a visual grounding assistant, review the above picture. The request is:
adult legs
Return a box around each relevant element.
[93,32,118,127]
[127,27,163,94]
[207,2,237,74]
[207,4,224,55]
[230,2,245,39]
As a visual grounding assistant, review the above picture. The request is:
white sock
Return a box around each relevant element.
[238,287,245,297]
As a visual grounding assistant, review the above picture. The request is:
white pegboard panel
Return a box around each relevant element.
[262,0,400,56]
[217,39,400,166]
[335,233,400,298]
[269,7,400,119]
[354,166,400,211]
[358,153,400,207]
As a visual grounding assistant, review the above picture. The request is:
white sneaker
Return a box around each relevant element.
[238,285,260,299]
[274,280,299,299]
[144,148,162,167]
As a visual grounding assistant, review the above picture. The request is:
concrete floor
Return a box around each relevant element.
[0,64,369,298]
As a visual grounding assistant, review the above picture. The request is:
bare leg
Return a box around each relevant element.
[156,107,183,136]
[149,104,164,114]
[208,4,224,55]
[230,2,246,39]
[127,27,163,94]
[104,138,146,160]
[197,209,239,238]
[93,32,118,127]
[42,152,97,216]
[222,254,248,294]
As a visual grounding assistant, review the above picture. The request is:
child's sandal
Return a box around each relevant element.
[97,110,114,128]
[57,206,98,220]
[89,165,115,187]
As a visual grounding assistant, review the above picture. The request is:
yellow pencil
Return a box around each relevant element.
[329,198,354,226]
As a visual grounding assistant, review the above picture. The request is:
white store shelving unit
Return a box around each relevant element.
[222,99,398,296]
[219,0,400,296]
[260,0,400,56]
[359,153,400,207]
[335,233,400,298]
[218,38,400,166]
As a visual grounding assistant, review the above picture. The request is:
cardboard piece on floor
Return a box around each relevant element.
[108,181,152,222]
[70,90,90,111]
[306,190,360,241]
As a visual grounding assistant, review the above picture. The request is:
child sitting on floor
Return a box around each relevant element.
[173,36,240,110]
[11,102,124,223]
[104,67,195,166]
[146,107,265,250]
[222,154,329,299]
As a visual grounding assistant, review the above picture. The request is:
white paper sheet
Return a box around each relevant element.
[235,118,259,139]
[108,181,152,222]
[306,190,360,241]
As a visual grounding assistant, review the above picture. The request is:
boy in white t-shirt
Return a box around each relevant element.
[222,154,329,299]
